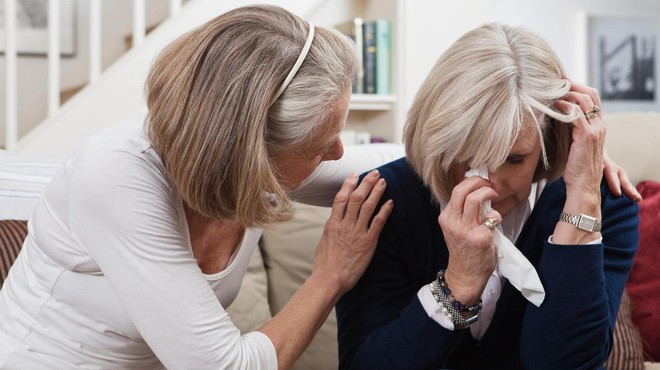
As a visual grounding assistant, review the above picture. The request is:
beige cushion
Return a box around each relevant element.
[604,112,660,185]
[226,245,272,332]
[260,202,336,370]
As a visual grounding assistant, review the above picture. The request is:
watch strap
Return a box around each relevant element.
[559,212,602,232]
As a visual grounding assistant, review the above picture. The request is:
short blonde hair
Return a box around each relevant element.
[404,23,577,202]
[146,5,357,227]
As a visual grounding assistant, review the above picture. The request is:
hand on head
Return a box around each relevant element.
[554,80,641,202]
[553,80,606,200]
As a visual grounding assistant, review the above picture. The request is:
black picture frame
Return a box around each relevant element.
[0,0,76,56]
[587,16,658,102]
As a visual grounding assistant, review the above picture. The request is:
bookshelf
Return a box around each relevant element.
[307,0,406,144]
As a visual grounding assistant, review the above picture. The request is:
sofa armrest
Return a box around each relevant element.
[0,220,28,289]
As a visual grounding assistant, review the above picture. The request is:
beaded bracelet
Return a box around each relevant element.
[429,269,482,328]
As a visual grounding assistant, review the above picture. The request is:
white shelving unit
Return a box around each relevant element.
[349,94,397,111]
[307,0,406,143]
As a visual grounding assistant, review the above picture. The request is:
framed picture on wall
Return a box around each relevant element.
[0,0,76,56]
[587,15,659,102]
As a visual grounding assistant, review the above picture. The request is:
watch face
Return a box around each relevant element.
[578,215,596,231]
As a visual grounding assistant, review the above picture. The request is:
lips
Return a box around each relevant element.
[491,198,507,208]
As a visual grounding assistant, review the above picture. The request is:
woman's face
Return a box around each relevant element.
[273,85,351,190]
[452,121,542,218]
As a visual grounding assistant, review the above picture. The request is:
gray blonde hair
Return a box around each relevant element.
[146,5,357,227]
[404,23,577,202]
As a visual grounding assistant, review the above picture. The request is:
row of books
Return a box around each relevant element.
[335,18,392,95]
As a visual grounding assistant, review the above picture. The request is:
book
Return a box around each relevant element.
[363,21,377,94]
[375,19,392,95]
[335,17,364,94]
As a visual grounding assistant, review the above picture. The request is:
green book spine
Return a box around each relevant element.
[375,19,391,95]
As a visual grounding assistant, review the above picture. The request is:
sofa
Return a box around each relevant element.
[1,112,660,369]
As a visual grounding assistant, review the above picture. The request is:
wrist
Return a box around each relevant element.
[565,187,601,211]
[443,267,486,306]
[430,270,482,329]
[553,194,603,244]
[308,269,346,298]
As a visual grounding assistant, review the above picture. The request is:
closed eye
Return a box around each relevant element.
[506,155,524,165]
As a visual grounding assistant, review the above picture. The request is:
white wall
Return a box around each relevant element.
[400,0,660,115]
[13,0,660,155]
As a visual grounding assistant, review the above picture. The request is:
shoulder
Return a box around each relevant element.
[375,157,427,198]
[372,158,439,236]
[59,118,180,223]
[66,117,169,191]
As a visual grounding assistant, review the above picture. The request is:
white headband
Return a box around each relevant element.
[269,21,315,106]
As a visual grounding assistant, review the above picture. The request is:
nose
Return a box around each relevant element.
[322,138,344,161]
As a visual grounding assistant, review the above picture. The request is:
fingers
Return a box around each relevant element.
[344,170,381,222]
[330,173,359,221]
[331,170,392,229]
[570,80,602,109]
[482,209,503,231]
[602,151,622,196]
[603,150,642,202]
[463,185,499,224]
[554,80,602,128]
[621,176,642,202]
[365,198,394,240]
[445,176,498,226]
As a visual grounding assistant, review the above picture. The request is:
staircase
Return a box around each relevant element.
[2,0,178,153]
[3,0,323,156]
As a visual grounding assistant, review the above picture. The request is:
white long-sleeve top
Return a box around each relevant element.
[0,116,405,369]
[0,118,274,369]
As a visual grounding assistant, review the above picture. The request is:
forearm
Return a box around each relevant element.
[521,182,638,369]
[521,241,611,369]
[338,295,463,369]
[258,271,342,370]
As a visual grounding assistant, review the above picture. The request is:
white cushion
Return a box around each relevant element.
[0,151,63,220]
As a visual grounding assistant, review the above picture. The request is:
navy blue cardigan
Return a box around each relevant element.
[336,158,639,370]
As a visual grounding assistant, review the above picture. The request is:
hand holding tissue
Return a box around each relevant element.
[465,167,545,307]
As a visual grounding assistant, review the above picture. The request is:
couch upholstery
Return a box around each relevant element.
[1,112,659,369]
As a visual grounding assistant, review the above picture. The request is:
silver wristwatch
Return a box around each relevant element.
[559,212,602,232]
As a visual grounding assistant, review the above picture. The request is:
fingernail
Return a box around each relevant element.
[349,172,358,179]
[370,169,380,176]
[378,178,386,186]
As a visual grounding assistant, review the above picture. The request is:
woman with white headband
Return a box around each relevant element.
[0,5,396,369]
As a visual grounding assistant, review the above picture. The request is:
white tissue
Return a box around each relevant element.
[465,167,545,307]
